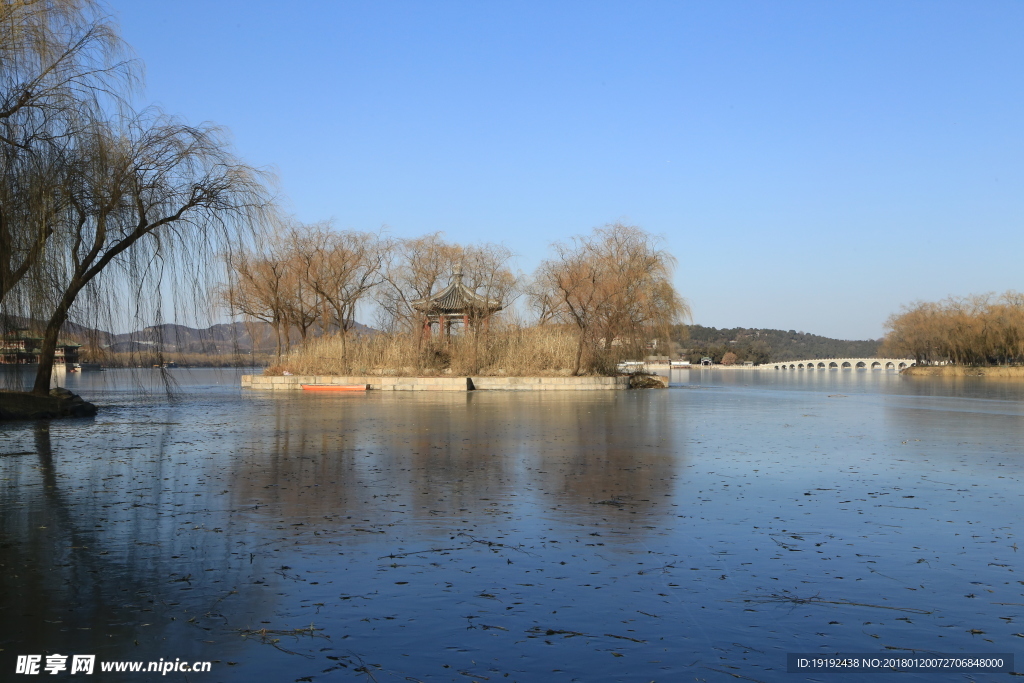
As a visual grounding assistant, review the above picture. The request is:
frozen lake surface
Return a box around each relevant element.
[1,367,1023,681]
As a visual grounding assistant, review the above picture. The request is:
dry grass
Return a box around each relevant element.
[272,325,617,377]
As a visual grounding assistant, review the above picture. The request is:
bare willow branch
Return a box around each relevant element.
[26,110,272,393]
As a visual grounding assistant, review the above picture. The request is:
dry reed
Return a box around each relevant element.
[272,325,615,377]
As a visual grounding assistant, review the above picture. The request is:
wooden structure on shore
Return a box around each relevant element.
[411,272,503,340]
[0,330,81,365]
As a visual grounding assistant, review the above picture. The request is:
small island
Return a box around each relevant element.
[236,225,681,392]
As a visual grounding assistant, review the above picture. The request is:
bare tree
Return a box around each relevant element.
[0,2,276,396]
[379,234,517,335]
[289,222,390,357]
[272,226,321,344]
[532,223,688,375]
[882,301,936,365]
[376,232,464,333]
[29,112,271,394]
[459,242,518,327]
[227,246,290,357]
[226,221,393,359]
[882,291,1024,366]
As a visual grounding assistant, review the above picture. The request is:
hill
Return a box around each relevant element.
[1,316,375,356]
[672,325,882,364]
[106,321,376,354]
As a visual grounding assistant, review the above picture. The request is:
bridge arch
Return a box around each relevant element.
[767,358,914,370]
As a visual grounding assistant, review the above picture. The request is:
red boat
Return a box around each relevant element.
[300,384,368,392]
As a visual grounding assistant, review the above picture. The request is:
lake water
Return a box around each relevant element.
[1,368,1023,681]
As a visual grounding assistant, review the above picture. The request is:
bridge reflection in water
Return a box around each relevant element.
[768,358,915,370]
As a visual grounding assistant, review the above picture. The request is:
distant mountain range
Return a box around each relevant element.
[2,317,375,355]
[106,321,377,354]
[4,315,879,361]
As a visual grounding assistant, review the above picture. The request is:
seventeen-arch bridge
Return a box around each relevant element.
[768,358,915,371]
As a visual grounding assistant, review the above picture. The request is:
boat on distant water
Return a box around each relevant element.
[301,384,368,392]
[70,362,103,372]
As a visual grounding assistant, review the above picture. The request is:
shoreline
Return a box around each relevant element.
[0,389,97,420]
[901,365,1024,378]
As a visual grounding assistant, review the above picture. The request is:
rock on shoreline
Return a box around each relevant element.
[628,373,670,389]
[0,388,98,420]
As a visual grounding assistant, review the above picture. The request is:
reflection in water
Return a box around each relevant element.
[0,420,266,667]
[231,392,678,523]
[681,365,1024,401]
[1,369,1023,681]
[0,365,65,392]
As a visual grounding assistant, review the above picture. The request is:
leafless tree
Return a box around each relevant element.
[883,291,1024,366]
[29,111,271,394]
[532,223,689,375]
[460,242,518,325]
[227,245,290,357]
[376,232,462,332]
[287,221,390,357]
[226,221,393,359]
[376,232,516,334]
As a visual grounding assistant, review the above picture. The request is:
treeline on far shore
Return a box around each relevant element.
[80,351,276,368]
[672,325,881,364]
[882,291,1024,366]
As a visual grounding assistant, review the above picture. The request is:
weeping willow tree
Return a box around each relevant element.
[1,0,274,397]
[27,112,271,394]
[532,223,689,375]
[882,292,1024,366]
[1,0,139,305]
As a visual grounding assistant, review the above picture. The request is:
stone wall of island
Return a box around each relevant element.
[241,375,632,391]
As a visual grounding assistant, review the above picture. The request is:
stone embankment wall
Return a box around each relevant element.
[241,375,631,391]
[470,376,628,390]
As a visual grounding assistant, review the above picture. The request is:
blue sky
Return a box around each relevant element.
[110,1,1024,339]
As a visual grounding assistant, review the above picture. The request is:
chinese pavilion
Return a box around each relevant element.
[411,272,503,339]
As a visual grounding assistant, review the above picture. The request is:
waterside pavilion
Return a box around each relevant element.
[0,330,81,365]
[411,272,503,339]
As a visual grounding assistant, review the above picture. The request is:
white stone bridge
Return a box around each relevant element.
[768,358,915,371]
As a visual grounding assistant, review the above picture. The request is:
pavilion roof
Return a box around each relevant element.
[411,273,503,315]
